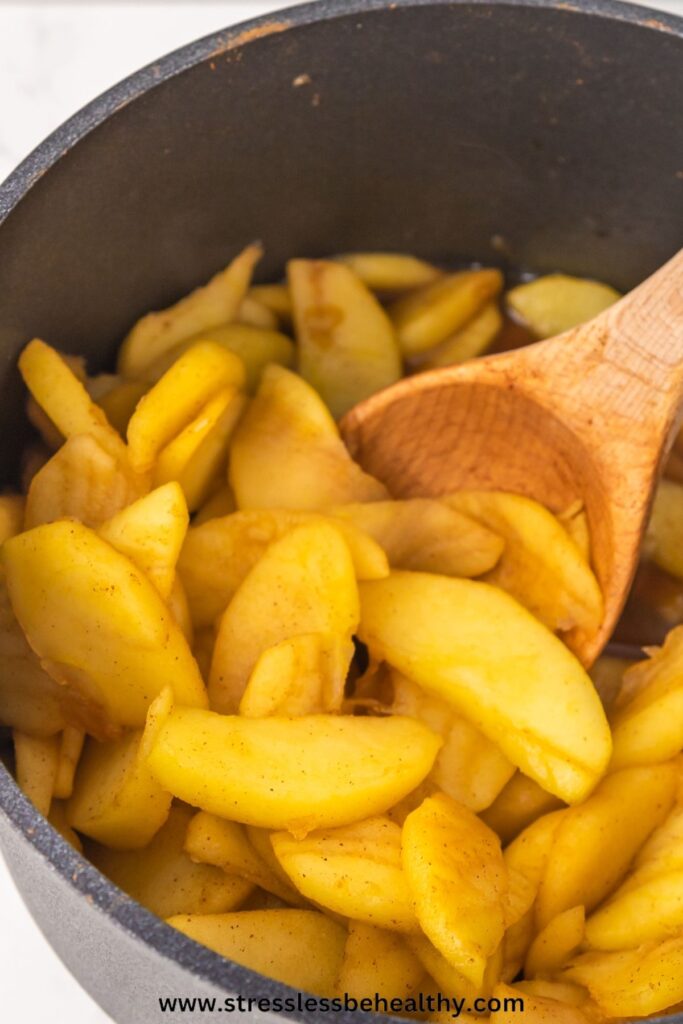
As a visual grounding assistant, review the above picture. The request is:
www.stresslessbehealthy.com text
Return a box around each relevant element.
[158,991,525,1018]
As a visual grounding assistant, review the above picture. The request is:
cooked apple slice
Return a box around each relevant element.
[167,909,347,997]
[585,869,683,952]
[445,491,603,641]
[513,978,591,1010]
[610,625,683,768]
[628,803,683,884]
[3,520,207,734]
[402,793,506,987]
[584,802,683,950]
[525,906,585,978]
[564,936,683,1018]
[408,933,502,1001]
[389,671,513,812]
[245,826,299,891]
[246,283,292,324]
[53,726,85,801]
[13,731,59,816]
[117,243,261,376]
[557,500,591,562]
[289,258,401,418]
[168,575,193,645]
[501,810,566,979]
[489,983,591,1023]
[145,707,441,832]
[96,378,149,435]
[506,274,620,339]
[240,632,352,717]
[337,923,426,1000]
[433,715,515,812]
[20,345,145,527]
[482,772,564,845]
[178,508,387,629]
[184,811,301,904]
[141,323,294,393]
[19,340,124,460]
[359,572,611,802]
[90,805,253,917]
[229,365,387,510]
[504,811,566,897]
[153,387,246,511]
[209,522,359,712]
[536,762,677,927]
[98,482,188,599]
[271,816,417,931]
[417,301,502,369]
[0,568,68,737]
[330,499,503,578]
[25,433,147,530]
[389,269,503,356]
[67,729,172,848]
[127,341,245,473]
[334,252,441,293]
[237,293,278,329]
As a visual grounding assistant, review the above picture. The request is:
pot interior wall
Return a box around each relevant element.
[0,1,681,483]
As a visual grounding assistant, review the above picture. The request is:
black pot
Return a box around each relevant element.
[1,1,682,1021]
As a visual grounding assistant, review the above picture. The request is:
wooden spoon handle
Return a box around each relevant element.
[600,247,683,395]
[527,247,683,462]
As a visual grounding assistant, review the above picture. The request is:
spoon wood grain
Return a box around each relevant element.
[341,249,683,666]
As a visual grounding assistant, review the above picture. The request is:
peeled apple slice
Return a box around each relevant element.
[118,243,262,376]
[402,793,506,987]
[445,490,603,640]
[66,729,172,848]
[334,252,441,293]
[289,258,402,418]
[178,508,387,630]
[97,482,189,600]
[126,341,245,473]
[330,498,503,579]
[239,632,352,717]
[90,805,253,917]
[229,365,387,510]
[535,761,677,927]
[2,520,207,735]
[271,816,418,931]
[145,705,441,833]
[506,274,620,340]
[209,521,359,713]
[337,922,426,1000]
[167,909,347,997]
[564,936,683,1018]
[389,269,503,356]
[359,572,611,803]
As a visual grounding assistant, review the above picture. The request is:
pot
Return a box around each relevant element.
[0,1,682,1021]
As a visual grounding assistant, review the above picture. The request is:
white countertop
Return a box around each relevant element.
[1,1,682,1022]
[0,1,313,185]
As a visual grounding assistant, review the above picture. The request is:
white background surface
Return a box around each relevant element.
[1,0,682,1022]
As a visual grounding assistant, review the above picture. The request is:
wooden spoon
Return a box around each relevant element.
[341,249,683,666]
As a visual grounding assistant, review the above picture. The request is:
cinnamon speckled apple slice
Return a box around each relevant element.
[358,571,611,803]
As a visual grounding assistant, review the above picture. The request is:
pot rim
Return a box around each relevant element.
[1,0,682,1020]
[1,0,682,221]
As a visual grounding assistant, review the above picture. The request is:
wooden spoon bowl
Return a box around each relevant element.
[342,250,683,666]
